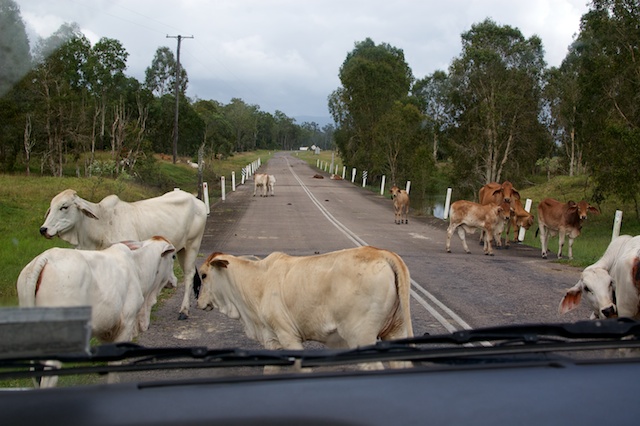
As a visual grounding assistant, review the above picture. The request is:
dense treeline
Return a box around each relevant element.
[330,0,640,214]
[0,0,333,183]
[1,1,639,216]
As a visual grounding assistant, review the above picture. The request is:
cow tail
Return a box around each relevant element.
[17,256,48,307]
[384,251,414,338]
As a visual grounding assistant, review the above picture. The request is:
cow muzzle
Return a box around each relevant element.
[39,227,53,239]
[600,305,618,319]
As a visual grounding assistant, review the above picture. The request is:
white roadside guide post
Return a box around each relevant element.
[231,171,236,191]
[517,199,533,241]
[405,181,411,194]
[351,168,356,183]
[221,176,226,201]
[443,187,453,220]
[380,176,386,195]
[612,210,623,241]
[342,166,346,179]
[202,182,210,214]
[362,171,368,188]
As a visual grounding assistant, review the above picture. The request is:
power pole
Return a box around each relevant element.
[166,34,193,164]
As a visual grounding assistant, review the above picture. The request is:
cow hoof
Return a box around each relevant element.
[178,313,188,320]
[446,249,451,253]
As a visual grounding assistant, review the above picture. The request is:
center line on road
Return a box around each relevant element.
[284,156,480,337]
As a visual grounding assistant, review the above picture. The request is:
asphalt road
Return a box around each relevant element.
[129,151,591,381]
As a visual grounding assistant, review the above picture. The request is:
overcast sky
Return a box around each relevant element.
[15,0,590,123]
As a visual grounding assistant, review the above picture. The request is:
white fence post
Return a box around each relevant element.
[351,168,356,183]
[221,176,226,201]
[380,175,386,195]
[342,166,346,179]
[405,181,411,195]
[202,182,210,214]
[443,188,452,220]
[231,171,236,191]
[612,210,623,241]
[518,198,533,241]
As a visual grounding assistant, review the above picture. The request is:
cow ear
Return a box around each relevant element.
[512,190,521,200]
[491,188,502,197]
[75,199,99,220]
[210,259,229,269]
[161,247,176,257]
[588,205,600,215]
[558,283,582,314]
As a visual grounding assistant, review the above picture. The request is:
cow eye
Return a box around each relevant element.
[201,273,207,279]
[584,286,591,293]
[60,205,68,211]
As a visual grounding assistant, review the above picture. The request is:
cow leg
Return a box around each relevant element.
[484,226,494,256]
[457,227,471,254]
[177,247,201,320]
[567,236,574,260]
[539,226,548,259]
[446,224,457,252]
[557,232,565,259]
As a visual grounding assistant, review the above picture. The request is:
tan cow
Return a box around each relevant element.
[446,199,511,256]
[390,185,410,224]
[478,181,520,246]
[253,173,269,197]
[536,198,600,259]
[197,246,414,372]
[267,175,276,196]
[505,198,535,247]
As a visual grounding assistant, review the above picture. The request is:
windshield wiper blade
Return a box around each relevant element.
[296,318,640,367]
[2,319,639,380]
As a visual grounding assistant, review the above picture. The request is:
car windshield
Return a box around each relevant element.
[1,0,639,390]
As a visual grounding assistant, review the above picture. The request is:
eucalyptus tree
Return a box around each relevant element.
[193,99,234,158]
[31,23,91,176]
[85,37,129,161]
[329,38,413,176]
[224,98,258,152]
[574,0,640,215]
[412,70,451,162]
[145,46,187,97]
[447,19,547,188]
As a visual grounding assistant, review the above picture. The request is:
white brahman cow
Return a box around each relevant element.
[446,199,511,255]
[17,236,177,387]
[559,234,640,320]
[39,189,207,319]
[253,173,269,197]
[267,174,276,196]
[197,246,414,372]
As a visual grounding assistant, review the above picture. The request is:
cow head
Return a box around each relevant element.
[500,181,520,204]
[390,186,401,200]
[40,189,98,243]
[559,267,617,319]
[197,253,238,316]
[569,200,600,221]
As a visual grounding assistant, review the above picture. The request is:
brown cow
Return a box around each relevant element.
[536,198,600,259]
[446,199,511,256]
[478,181,520,247]
[505,198,535,247]
[390,185,410,224]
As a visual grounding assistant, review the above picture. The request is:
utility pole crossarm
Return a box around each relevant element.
[166,34,194,164]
